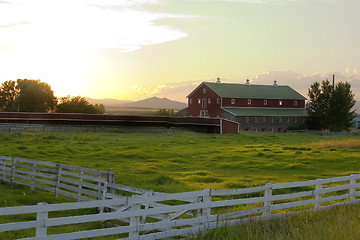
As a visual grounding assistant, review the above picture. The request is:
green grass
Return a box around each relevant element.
[0,130,359,193]
[1,130,360,239]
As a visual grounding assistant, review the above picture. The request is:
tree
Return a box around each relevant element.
[154,109,175,116]
[12,79,57,112]
[0,80,18,112]
[306,80,355,131]
[306,80,332,129]
[328,82,356,131]
[56,96,105,114]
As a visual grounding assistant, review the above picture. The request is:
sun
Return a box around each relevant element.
[0,44,86,98]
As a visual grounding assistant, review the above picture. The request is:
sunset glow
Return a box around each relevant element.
[0,0,359,106]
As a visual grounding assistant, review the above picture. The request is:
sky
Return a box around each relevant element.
[0,0,359,108]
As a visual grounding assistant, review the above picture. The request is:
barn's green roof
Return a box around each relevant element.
[200,82,306,100]
[223,107,308,117]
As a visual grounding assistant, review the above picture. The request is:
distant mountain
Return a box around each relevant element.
[123,97,187,110]
[85,97,187,115]
[86,98,133,106]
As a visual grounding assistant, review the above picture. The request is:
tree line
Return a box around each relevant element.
[0,79,105,114]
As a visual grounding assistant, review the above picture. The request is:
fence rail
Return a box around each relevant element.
[1,157,360,239]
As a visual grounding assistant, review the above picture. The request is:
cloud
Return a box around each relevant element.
[128,71,360,108]
[152,81,201,95]
[252,69,360,111]
[0,0,190,52]
[128,80,202,102]
[219,0,340,5]
[0,21,31,28]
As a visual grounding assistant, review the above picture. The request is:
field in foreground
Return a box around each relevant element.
[0,130,359,193]
[1,130,360,239]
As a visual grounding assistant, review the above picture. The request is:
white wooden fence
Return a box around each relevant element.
[0,156,117,202]
[1,167,360,239]
[0,156,161,201]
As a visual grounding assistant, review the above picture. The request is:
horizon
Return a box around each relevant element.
[0,0,359,108]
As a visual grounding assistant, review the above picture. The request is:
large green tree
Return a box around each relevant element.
[306,80,355,131]
[0,80,18,112]
[13,79,57,112]
[328,82,356,130]
[56,96,105,114]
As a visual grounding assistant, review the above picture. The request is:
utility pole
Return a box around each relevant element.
[332,74,335,90]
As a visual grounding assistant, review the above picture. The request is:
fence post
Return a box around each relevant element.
[78,171,84,201]
[315,179,322,209]
[203,189,212,229]
[107,169,115,195]
[129,201,141,238]
[141,190,154,224]
[10,157,15,186]
[54,163,62,200]
[0,157,5,183]
[97,173,102,200]
[350,174,356,203]
[263,183,272,217]
[98,181,108,213]
[36,202,48,237]
[30,163,37,193]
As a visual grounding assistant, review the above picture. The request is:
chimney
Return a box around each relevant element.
[273,80,277,86]
[246,79,250,85]
[216,77,221,84]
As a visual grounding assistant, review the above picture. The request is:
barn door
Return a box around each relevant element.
[200,110,208,117]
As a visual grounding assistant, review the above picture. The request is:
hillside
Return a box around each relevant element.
[86,98,132,107]
[123,97,186,109]
[87,97,187,115]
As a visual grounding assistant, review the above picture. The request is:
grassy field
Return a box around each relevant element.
[0,130,359,193]
[1,130,360,239]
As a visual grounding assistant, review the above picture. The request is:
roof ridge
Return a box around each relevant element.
[204,81,290,87]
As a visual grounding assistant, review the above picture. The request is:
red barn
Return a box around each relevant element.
[187,78,307,132]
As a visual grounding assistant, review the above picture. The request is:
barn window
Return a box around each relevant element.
[287,117,290,122]
[217,98,220,104]
[208,98,211,104]
[231,99,235,104]
[279,117,282,122]
[248,99,251,105]
[189,99,192,104]
[198,99,201,104]
[279,100,283,106]
[294,100,298,106]
[264,99,268,105]
[203,88,206,94]
[263,117,266,122]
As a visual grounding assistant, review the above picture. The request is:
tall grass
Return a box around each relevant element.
[311,138,360,149]
[190,204,360,240]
